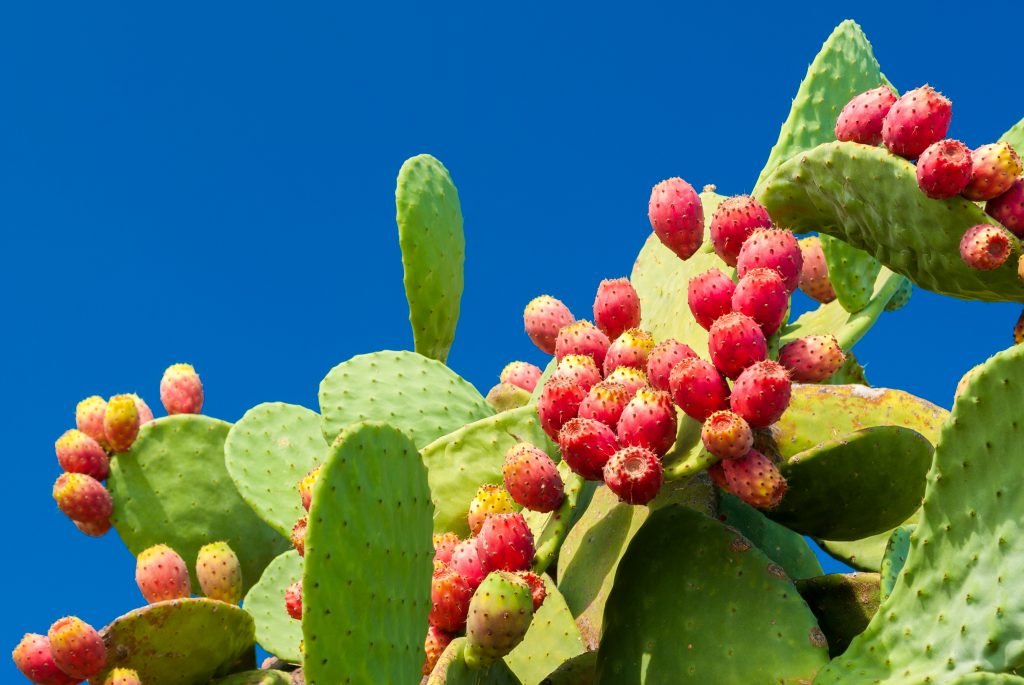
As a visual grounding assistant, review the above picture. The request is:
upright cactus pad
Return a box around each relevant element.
[820,235,882,314]
[717,492,822,580]
[427,638,523,685]
[795,572,881,657]
[241,550,303,663]
[879,524,914,601]
[1000,116,1024,152]
[504,576,585,685]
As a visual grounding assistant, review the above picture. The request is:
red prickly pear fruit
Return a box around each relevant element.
[551,354,603,392]
[536,377,586,440]
[12,633,79,685]
[593,277,642,340]
[707,461,729,490]
[423,625,455,676]
[52,473,112,525]
[669,357,730,421]
[75,396,109,451]
[47,616,106,679]
[298,464,322,512]
[104,394,140,453]
[502,443,564,513]
[646,339,697,392]
[450,538,488,589]
[718,449,787,509]
[578,380,631,429]
[616,386,678,456]
[959,224,1011,271]
[602,367,649,398]
[103,667,142,685]
[467,484,519,536]
[797,237,836,304]
[731,267,789,336]
[55,429,109,481]
[648,177,705,261]
[130,395,154,426]
[463,571,534,669]
[433,532,461,565]
[736,228,803,294]
[477,512,535,573]
[196,541,243,604]
[160,363,204,415]
[524,296,575,355]
[708,312,768,379]
[709,195,773,267]
[915,139,972,199]
[701,410,753,460]
[882,85,952,159]
[515,571,547,611]
[603,328,655,376]
[778,335,847,383]
[291,516,307,557]
[75,518,112,538]
[987,177,1024,237]
[554,320,611,368]
[688,268,737,331]
[963,142,1023,201]
[603,446,663,505]
[285,580,303,620]
[834,86,898,146]
[499,361,543,393]
[135,543,190,603]
[429,564,474,631]
[730,361,792,428]
[558,417,619,481]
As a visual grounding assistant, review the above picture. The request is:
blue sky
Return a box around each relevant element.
[3,1,1022,676]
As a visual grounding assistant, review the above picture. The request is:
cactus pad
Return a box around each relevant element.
[820,235,882,314]
[539,652,596,685]
[242,550,303,663]
[718,492,822,580]
[504,576,585,685]
[795,572,880,657]
[1000,116,1024,152]
[428,638,523,685]
[879,524,914,601]
[211,672,292,685]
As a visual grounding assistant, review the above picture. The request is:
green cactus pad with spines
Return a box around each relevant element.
[421,405,557,536]
[108,415,288,594]
[396,154,465,363]
[884,277,912,312]
[718,493,822,580]
[241,550,303,663]
[1000,116,1024,151]
[539,652,596,685]
[767,425,933,540]
[818,343,1024,682]
[758,142,1024,302]
[428,638,523,685]
[826,351,870,386]
[504,576,585,685]
[318,350,492,446]
[211,671,292,685]
[88,598,255,685]
[820,235,881,313]
[225,403,327,537]
[596,506,829,683]
[527,359,556,406]
[795,572,880,658]
[945,676,1024,685]
[524,462,585,574]
[303,422,434,684]
[662,412,712,480]
[879,524,914,601]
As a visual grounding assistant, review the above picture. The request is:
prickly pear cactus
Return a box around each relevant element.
[242,550,303,663]
[1001,116,1024,152]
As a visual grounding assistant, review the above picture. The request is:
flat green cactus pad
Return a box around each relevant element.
[795,572,880,658]
[758,141,1024,302]
[1000,116,1024,151]
[318,350,492,446]
[504,576,585,685]
[396,154,465,362]
[945,676,1024,685]
[89,598,255,685]
[818,343,1024,682]
[718,493,822,580]
[211,671,292,685]
[879,524,914,601]
[596,506,829,683]
[108,415,288,594]
[539,652,596,685]
[825,351,870,386]
[662,412,713,480]
[428,638,523,685]
[225,402,328,537]
[242,550,303,663]
[820,235,882,314]
[303,422,434,684]
[817,511,920,573]
[524,462,585,574]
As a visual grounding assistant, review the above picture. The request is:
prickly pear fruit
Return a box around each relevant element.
[603,328,655,376]
[55,429,109,481]
[730,361,792,428]
[433,532,461,565]
[47,616,106,679]
[603,366,649,398]
[103,394,140,453]
[616,386,677,456]
[104,668,142,685]
[502,443,564,513]
[429,564,474,631]
[963,142,1022,201]
[12,633,78,685]
[669,357,730,421]
[708,312,768,379]
[291,516,307,557]
[648,177,705,261]
[778,335,847,383]
[593,277,642,340]
[646,339,697,392]
[75,395,109,450]
[701,410,753,460]
[467,484,519,536]
[578,380,630,429]
[515,571,547,611]
[52,473,112,525]
[130,395,154,426]
[709,195,773,266]
[298,464,322,512]
[486,382,531,412]
[603,446,663,505]
[536,377,586,440]
[551,354,603,392]
[916,139,972,199]
[688,268,737,331]
[717,449,787,509]
[463,571,534,669]
[477,512,534,573]
[736,228,803,294]
[499,361,543,393]
[285,580,303,620]
[135,543,190,603]
[959,224,1011,271]
[987,177,1024,236]
[797,236,836,303]
[834,85,897,146]
[160,363,204,415]
[554,320,611,368]
[450,538,488,589]
[423,626,454,676]
[196,541,243,604]
[75,519,112,538]
[558,417,619,481]
[524,296,575,355]
[731,267,789,336]
[882,85,952,159]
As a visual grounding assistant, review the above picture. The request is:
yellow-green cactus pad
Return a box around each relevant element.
[795,572,880,658]
[428,638,523,685]
[1000,116,1024,152]
[504,576,585,685]
[539,652,596,685]
[718,492,822,580]
[820,235,882,314]
[879,524,914,601]
[242,550,302,663]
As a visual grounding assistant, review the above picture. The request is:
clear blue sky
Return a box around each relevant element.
[4,1,1022,676]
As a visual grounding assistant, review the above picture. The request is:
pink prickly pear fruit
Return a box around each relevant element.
[730,361,792,428]
[602,446,663,505]
[433,532,461,565]
[882,85,952,159]
[554,320,611,368]
[988,178,1024,237]
[298,464,322,512]
[736,228,803,294]
[648,177,705,261]
[669,357,730,421]
[160,363,204,415]
[75,518,112,538]
[718,449,787,509]
[52,473,112,525]
[499,361,543,393]
[450,538,488,589]
[834,86,898,146]
[603,328,655,376]
[551,354,603,392]
[291,516,307,557]
[797,237,836,304]
[593,277,642,340]
[136,543,190,603]
[524,296,575,355]
[616,386,678,456]
[959,224,1011,271]
[75,395,109,451]
[778,335,847,383]
[47,616,106,679]
[536,377,586,440]
[709,195,773,267]
[731,267,789,336]
[646,339,697,392]
[467,484,519,536]
[130,395,154,425]
[515,571,547,611]
[196,541,243,604]
[963,142,1023,201]
[103,668,142,685]
[707,461,729,490]
[701,410,754,460]
[423,625,455,676]
[477,512,535,573]
[429,563,474,631]
[502,443,564,513]
[687,268,737,331]
[603,367,649,398]
[103,394,140,453]
[578,380,631,429]
[285,580,303,620]
[558,417,619,481]
[915,139,972,199]
[55,429,109,481]
[12,633,79,685]
[708,312,768,379]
